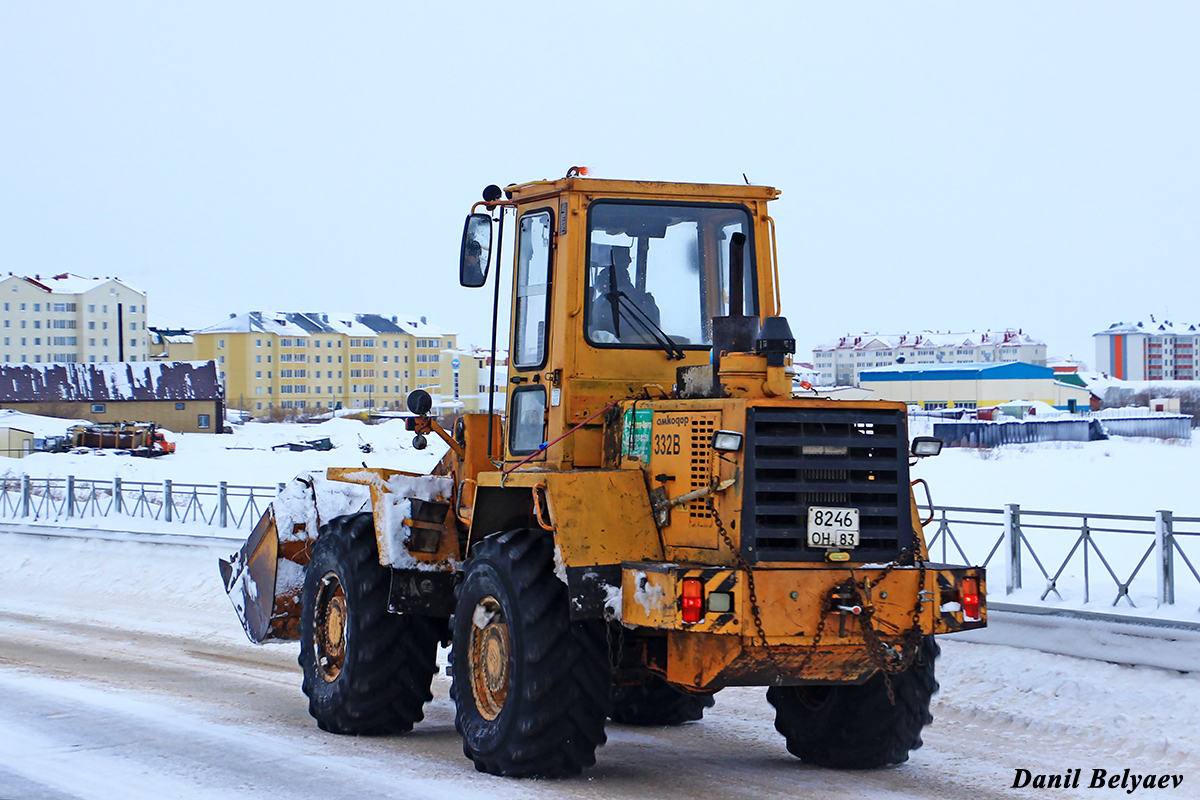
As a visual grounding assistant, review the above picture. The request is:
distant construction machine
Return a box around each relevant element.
[70,421,175,457]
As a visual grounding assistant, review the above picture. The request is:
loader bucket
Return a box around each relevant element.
[219,508,280,644]
[219,471,372,644]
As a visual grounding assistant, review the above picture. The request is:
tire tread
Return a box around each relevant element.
[451,530,610,777]
[299,512,441,736]
[766,636,940,769]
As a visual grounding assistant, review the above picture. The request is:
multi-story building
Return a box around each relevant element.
[1093,320,1198,381]
[812,329,1046,386]
[441,343,508,416]
[156,311,491,417]
[0,273,149,364]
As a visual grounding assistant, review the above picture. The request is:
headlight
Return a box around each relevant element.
[711,430,743,452]
[911,436,943,457]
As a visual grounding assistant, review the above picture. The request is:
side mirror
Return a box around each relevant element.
[459,213,493,288]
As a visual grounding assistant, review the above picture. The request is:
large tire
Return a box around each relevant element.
[766,636,940,769]
[450,530,610,777]
[299,512,442,735]
[609,677,716,726]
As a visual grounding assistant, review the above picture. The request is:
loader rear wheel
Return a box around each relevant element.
[767,636,940,769]
[450,530,611,777]
[609,677,716,726]
[299,512,441,735]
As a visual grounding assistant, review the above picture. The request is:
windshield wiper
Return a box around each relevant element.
[616,292,686,360]
[606,263,623,339]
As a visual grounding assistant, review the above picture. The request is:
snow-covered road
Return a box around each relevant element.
[2,530,1198,799]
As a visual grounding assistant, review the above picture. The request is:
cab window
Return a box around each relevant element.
[513,211,553,369]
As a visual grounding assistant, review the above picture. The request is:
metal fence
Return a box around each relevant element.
[3,472,1197,614]
[923,503,1200,609]
[1088,414,1193,440]
[933,419,1106,447]
[0,475,280,531]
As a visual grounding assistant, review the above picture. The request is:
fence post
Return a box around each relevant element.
[66,475,75,518]
[1004,503,1022,594]
[21,474,30,518]
[219,481,228,528]
[114,476,123,514]
[1156,509,1174,606]
[164,479,173,523]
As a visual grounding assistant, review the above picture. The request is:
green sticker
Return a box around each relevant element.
[622,408,652,460]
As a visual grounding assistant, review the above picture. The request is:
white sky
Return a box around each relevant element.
[2,2,1197,364]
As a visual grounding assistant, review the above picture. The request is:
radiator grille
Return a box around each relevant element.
[742,407,913,563]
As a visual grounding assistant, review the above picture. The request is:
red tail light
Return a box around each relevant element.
[681,578,704,624]
[960,577,981,621]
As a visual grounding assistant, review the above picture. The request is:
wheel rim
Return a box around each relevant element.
[314,572,348,683]
[469,596,510,721]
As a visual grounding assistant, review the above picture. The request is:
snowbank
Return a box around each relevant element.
[0,415,449,487]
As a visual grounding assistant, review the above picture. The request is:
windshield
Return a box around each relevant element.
[585,202,756,350]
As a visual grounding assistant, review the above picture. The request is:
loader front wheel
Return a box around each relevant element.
[451,530,610,777]
[767,636,940,769]
[299,513,441,735]
[609,677,716,726]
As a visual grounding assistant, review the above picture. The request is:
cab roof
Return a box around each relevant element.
[503,177,781,204]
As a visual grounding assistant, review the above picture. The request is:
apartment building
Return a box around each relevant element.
[444,344,509,415]
[812,329,1046,386]
[160,311,483,417]
[1094,319,1198,381]
[0,273,149,364]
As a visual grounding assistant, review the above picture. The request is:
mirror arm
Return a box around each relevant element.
[472,200,517,214]
[429,418,466,459]
[486,208,508,467]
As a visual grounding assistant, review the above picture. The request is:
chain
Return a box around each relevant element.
[604,606,626,676]
[793,594,828,679]
[833,546,929,703]
[706,494,785,683]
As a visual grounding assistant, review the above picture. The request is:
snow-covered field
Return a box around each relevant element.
[917,434,1199,518]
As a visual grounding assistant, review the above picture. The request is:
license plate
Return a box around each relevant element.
[807,507,860,549]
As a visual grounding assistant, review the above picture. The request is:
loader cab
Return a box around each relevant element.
[461,175,782,470]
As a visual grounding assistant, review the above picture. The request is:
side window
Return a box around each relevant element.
[509,386,547,455]
[197,414,211,429]
[513,211,552,370]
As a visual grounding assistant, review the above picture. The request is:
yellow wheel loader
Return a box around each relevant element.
[220,170,986,777]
